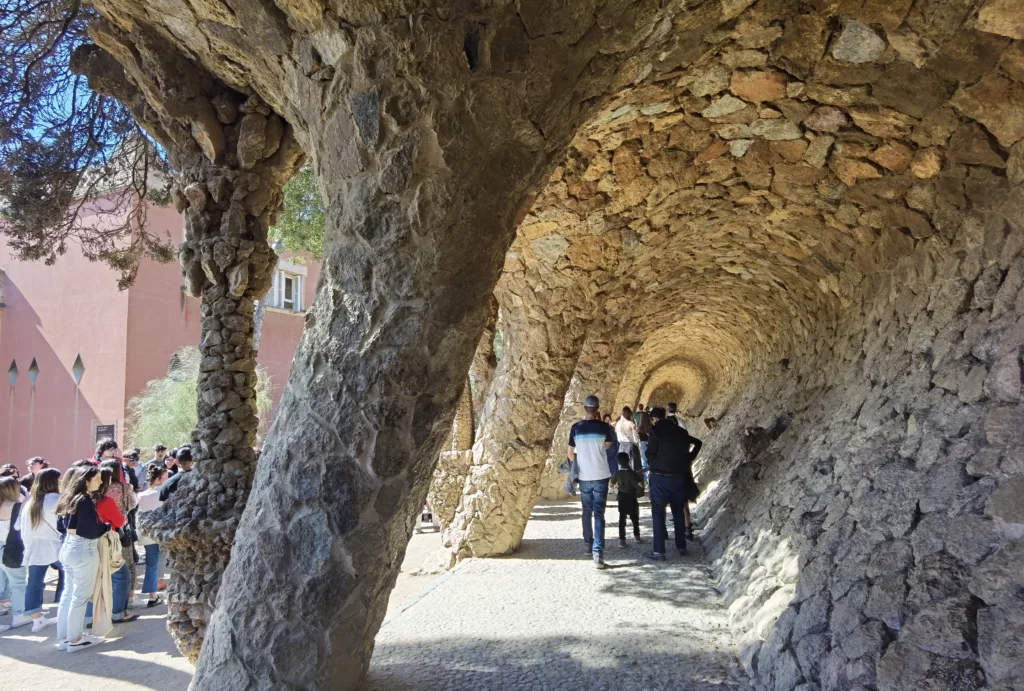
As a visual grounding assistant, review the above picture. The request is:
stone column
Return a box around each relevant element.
[73,23,303,661]
[428,380,474,531]
[470,295,501,417]
[439,279,596,563]
[538,333,639,499]
[183,9,684,687]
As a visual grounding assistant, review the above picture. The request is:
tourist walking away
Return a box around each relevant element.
[667,402,687,427]
[637,408,653,477]
[610,452,644,547]
[633,403,645,426]
[643,407,703,561]
[137,465,167,607]
[568,395,615,569]
[0,476,30,632]
[56,466,110,652]
[615,407,642,472]
[17,467,64,632]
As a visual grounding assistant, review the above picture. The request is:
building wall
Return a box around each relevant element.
[123,202,202,417]
[1,200,319,470]
[0,201,132,468]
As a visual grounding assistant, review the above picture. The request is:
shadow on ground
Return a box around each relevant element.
[367,631,744,691]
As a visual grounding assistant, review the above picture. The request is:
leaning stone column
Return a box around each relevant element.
[428,380,475,530]
[182,5,686,685]
[538,333,639,499]
[440,277,597,563]
[73,22,303,661]
[470,295,501,416]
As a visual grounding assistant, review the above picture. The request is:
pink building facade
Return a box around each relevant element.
[0,200,318,470]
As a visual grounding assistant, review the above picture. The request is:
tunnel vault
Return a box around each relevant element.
[63,0,1024,688]
[443,2,1024,691]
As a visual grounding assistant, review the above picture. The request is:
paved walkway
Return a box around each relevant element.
[368,499,750,691]
[1,500,747,690]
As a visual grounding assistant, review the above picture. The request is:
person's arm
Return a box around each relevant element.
[688,435,703,461]
[647,431,660,464]
[95,495,126,529]
[75,497,111,540]
[604,422,615,449]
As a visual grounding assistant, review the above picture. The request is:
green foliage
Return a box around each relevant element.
[125,346,273,451]
[271,165,324,260]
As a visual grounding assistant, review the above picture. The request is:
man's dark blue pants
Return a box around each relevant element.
[650,473,687,554]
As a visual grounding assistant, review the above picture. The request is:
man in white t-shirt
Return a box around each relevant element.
[568,395,616,569]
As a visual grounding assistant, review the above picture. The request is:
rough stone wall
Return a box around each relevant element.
[699,224,1024,691]
[506,3,1024,689]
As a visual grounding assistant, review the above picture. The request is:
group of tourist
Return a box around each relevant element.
[568,396,702,569]
[0,439,192,652]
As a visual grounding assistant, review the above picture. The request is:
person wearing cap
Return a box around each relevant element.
[567,394,616,569]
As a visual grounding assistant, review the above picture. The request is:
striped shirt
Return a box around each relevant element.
[569,419,615,481]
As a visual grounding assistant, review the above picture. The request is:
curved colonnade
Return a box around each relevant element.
[436,5,1024,690]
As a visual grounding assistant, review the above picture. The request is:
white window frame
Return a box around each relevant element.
[269,260,307,313]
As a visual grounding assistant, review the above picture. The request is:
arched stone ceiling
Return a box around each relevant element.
[503,0,1019,446]
[639,358,711,412]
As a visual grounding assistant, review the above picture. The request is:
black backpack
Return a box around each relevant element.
[3,502,25,568]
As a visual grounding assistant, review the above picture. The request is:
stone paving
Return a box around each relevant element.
[368,499,751,691]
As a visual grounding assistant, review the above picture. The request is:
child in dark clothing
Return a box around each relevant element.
[610,452,644,548]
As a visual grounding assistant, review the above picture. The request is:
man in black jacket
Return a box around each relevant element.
[643,407,702,560]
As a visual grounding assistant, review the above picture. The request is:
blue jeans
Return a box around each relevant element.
[580,479,610,553]
[0,547,27,619]
[57,535,99,642]
[112,562,132,619]
[26,562,63,615]
[142,544,160,594]
[650,473,687,554]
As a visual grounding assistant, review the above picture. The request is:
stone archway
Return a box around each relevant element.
[61,0,1024,689]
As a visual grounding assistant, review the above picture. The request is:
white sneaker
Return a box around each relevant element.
[56,639,68,651]
[31,616,57,633]
[10,614,33,628]
[66,635,105,653]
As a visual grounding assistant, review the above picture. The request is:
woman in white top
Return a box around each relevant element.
[0,476,29,632]
[16,468,63,632]
[615,407,641,471]
[18,468,63,632]
[136,465,167,607]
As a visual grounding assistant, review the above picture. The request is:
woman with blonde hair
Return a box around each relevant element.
[16,467,63,632]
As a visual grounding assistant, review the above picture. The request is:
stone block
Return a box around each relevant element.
[970,537,1024,606]
[978,601,1024,683]
[901,595,977,659]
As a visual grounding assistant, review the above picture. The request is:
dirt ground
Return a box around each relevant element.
[0,526,442,690]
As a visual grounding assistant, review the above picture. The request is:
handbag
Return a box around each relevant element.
[2,502,25,568]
